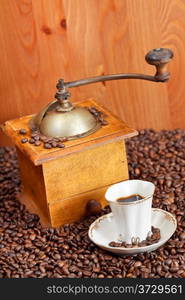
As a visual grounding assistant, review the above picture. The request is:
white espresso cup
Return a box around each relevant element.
[105,180,155,243]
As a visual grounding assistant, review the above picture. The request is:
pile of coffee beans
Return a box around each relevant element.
[109,226,161,248]
[19,106,108,149]
[0,129,184,278]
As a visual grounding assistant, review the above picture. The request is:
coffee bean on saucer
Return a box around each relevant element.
[121,242,127,247]
[138,241,146,247]
[44,143,52,149]
[109,242,118,247]
[21,138,28,143]
[109,226,161,249]
[19,128,27,135]
[125,244,132,248]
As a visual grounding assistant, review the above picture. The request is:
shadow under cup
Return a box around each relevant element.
[105,180,155,243]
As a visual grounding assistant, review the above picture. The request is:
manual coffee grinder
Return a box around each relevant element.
[2,48,173,227]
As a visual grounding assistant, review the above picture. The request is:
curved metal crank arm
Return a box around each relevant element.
[55,47,173,104]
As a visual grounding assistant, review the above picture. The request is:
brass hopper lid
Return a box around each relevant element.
[29,79,102,140]
[29,48,173,140]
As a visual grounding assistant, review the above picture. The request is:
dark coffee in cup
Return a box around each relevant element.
[116,194,144,203]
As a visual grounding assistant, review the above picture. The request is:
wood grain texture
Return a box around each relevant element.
[0,0,185,146]
[2,99,137,165]
[16,147,51,225]
[43,140,128,202]
[48,186,109,227]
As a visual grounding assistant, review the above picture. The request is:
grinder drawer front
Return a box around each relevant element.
[43,140,128,203]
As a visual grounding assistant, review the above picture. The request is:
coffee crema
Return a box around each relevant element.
[116,194,144,203]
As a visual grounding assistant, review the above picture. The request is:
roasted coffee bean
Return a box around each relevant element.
[134,261,142,268]
[0,129,185,278]
[59,137,68,142]
[51,141,57,148]
[57,143,65,148]
[34,141,41,146]
[26,130,67,150]
[21,138,28,144]
[88,107,98,114]
[109,242,118,247]
[86,200,101,215]
[19,129,27,135]
[39,136,48,142]
[30,134,64,149]
[179,232,185,241]
[44,143,52,149]
[100,119,108,126]
[44,138,52,143]
[33,135,40,141]
[88,106,108,126]
[109,226,161,248]
[31,133,38,138]
[29,138,35,144]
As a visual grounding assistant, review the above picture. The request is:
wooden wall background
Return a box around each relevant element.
[0,0,185,145]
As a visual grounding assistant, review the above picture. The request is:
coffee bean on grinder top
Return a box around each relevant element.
[19,128,27,135]
[21,138,28,144]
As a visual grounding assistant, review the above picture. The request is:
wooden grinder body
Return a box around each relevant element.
[2,99,137,227]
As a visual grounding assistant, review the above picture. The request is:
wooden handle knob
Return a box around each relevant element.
[145,48,174,81]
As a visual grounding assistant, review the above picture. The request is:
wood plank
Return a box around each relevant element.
[123,0,171,130]
[2,99,137,165]
[161,0,185,129]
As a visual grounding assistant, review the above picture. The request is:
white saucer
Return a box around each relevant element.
[88,208,177,255]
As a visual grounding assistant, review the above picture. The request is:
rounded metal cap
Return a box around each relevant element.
[29,101,101,140]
